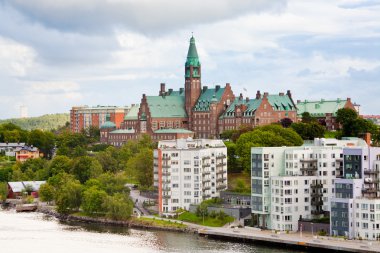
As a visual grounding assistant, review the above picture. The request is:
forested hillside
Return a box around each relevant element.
[0,113,69,131]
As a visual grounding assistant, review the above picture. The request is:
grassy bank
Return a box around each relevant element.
[177,212,234,227]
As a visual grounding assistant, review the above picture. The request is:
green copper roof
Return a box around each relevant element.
[297,99,348,117]
[168,89,185,96]
[154,128,193,134]
[193,86,225,112]
[220,94,295,118]
[100,121,116,129]
[124,104,140,120]
[147,95,187,118]
[185,36,200,67]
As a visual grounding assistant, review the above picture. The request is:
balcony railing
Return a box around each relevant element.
[162,187,171,192]
[162,179,171,184]
[202,170,211,175]
[311,192,323,198]
[203,186,211,191]
[202,163,211,167]
[311,200,323,206]
[362,188,377,194]
[300,158,318,162]
[364,170,377,175]
[162,164,170,168]
[216,177,225,183]
[216,162,227,167]
[162,195,171,199]
[202,156,210,160]
[300,167,318,171]
[216,184,227,190]
[162,171,171,176]
[162,156,170,161]
[202,178,211,183]
[311,184,323,189]
[216,154,227,159]
[216,169,227,175]
[311,210,324,215]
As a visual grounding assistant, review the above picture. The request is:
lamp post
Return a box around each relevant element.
[311,222,314,236]
[300,224,303,238]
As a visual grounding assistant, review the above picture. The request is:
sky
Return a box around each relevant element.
[0,0,379,119]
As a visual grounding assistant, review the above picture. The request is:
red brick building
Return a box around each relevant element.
[98,36,298,145]
[70,105,129,133]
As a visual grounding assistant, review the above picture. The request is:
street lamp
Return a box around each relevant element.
[311,222,314,236]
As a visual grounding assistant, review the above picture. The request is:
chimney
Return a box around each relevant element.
[297,100,301,104]
[256,90,261,99]
[215,85,220,92]
[263,92,269,98]
[203,86,208,93]
[279,92,284,96]
[168,88,173,95]
[239,93,243,100]
[246,97,249,102]
[179,88,184,94]
[364,133,371,146]
[160,83,166,95]
[286,90,292,98]
[226,83,230,88]
[347,97,351,102]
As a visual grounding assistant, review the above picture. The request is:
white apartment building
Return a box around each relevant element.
[154,138,227,214]
[331,146,380,240]
[251,138,367,232]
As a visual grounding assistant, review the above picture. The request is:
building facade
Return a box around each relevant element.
[297,98,357,130]
[331,146,380,240]
[70,105,130,133]
[15,146,40,162]
[97,36,297,145]
[153,139,227,214]
[251,138,367,232]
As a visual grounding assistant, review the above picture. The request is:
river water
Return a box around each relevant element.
[0,211,301,253]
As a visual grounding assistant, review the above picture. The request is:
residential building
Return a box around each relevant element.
[331,145,380,240]
[70,105,130,133]
[362,115,380,126]
[297,98,358,130]
[251,138,367,232]
[154,138,227,214]
[0,143,26,156]
[15,146,40,162]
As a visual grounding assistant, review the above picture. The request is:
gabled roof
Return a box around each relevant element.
[193,86,225,112]
[147,95,187,118]
[220,94,295,118]
[14,146,39,152]
[8,181,46,193]
[167,89,185,96]
[124,104,140,120]
[297,99,348,117]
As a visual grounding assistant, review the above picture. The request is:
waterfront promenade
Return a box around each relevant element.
[199,226,380,253]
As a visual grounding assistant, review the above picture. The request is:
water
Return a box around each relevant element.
[0,211,301,253]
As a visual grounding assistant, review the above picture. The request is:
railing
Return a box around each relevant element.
[216,154,227,159]
[162,195,171,199]
[216,162,227,167]
[162,187,171,192]
[202,156,210,160]
[216,177,225,183]
[311,210,324,215]
[202,178,211,183]
[311,200,323,206]
[311,192,323,197]
[162,156,170,160]
[203,186,211,191]
[162,171,171,176]
[162,179,171,184]
[202,193,211,198]
[311,184,323,189]
[362,188,377,194]
[202,163,211,167]
[364,170,377,175]
[216,184,227,190]
[162,164,170,168]
[300,158,318,162]
[202,170,211,175]
[300,167,318,171]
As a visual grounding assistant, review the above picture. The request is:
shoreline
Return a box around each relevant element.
[37,207,197,234]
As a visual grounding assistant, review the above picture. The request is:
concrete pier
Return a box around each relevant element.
[198,227,380,253]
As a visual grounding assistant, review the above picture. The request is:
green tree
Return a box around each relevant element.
[301,112,314,123]
[28,129,55,159]
[280,118,293,128]
[126,148,153,188]
[224,141,242,173]
[97,172,128,195]
[291,122,325,140]
[95,148,119,173]
[0,166,13,182]
[82,186,107,215]
[39,183,55,204]
[0,182,8,201]
[236,125,303,171]
[103,193,133,220]
[71,156,103,184]
[48,155,72,176]
[55,178,82,214]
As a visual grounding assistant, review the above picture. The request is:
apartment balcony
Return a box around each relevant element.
[216,177,225,183]
[162,195,171,199]
[362,188,378,194]
[202,163,211,168]
[216,154,227,159]
[216,169,227,175]
[202,178,211,183]
[162,164,170,169]
[364,170,377,175]
[162,187,171,192]
[311,192,323,198]
[311,184,323,189]
[162,179,171,184]
[202,156,210,160]
[300,167,318,171]
[311,200,323,206]
[162,156,171,161]
[203,186,211,191]
[202,170,211,175]
[216,162,227,167]
[300,158,318,163]
[216,184,227,190]
[162,171,171,176]
[153,163,158,167]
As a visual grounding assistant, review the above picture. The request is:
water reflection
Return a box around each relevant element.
[0,211,303,253]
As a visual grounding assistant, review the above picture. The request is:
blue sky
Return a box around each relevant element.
[0,0,379,119]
